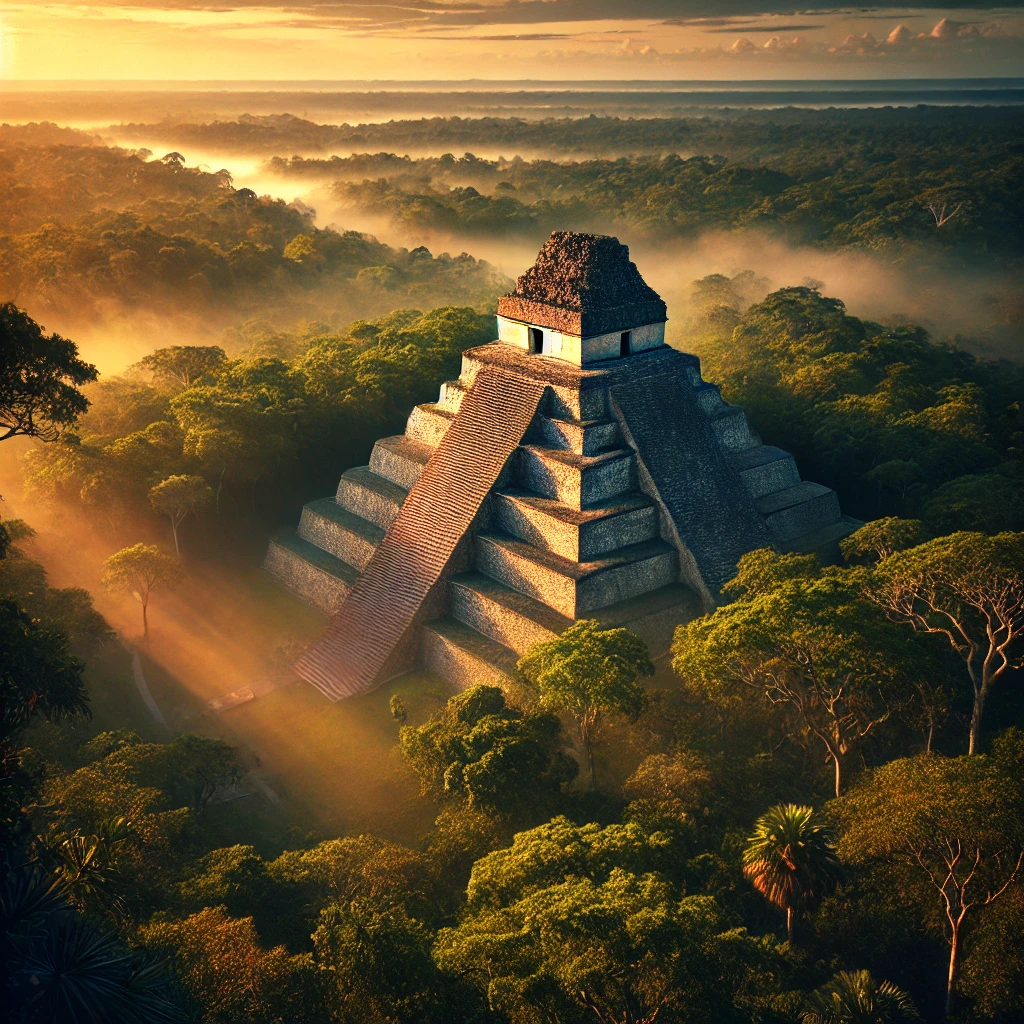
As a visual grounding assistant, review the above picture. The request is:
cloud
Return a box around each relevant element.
[701,24,826,33]
[40,1,1024,32]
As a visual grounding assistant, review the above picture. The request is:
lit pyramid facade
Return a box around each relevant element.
[264,232,859,700]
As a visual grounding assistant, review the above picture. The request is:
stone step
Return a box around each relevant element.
[593,582,704,658]
[693,381,726,416]
[297,497,383,571]
[263,529,357,615]
[757,481,841,543]
[421,616,518,691]
[732,445,801,499]
[476,532,678,619]
[369,434,433,491]
[709,405,758,453]
[406,402,455,447]
[785,514,863,559]
[515,445,635,508]
[335,466,406,531]
[437,379,468,414]
[449,571,571,654]
[533,416,620,456]
[492,489,659,560]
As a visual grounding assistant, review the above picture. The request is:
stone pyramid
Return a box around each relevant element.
[264,231,860,700]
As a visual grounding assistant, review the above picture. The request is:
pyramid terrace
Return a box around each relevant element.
[264,231,860,701]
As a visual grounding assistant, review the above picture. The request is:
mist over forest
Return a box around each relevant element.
[3,79,1024,1024]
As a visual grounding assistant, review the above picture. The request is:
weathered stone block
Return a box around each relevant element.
[369,435,432,490]
[758,482,841,542]
[492,490,659,560]
[405,403,454,446]
[732,445,802,499]
[516,446,635,507]
[263,531,355,614]
[335,467,406,530]
[448,572,568,654]
[297,498,383,571]
[535,415,620,455]
[709,405,758,452]
[476,533,677,618]
[421,617,517,691]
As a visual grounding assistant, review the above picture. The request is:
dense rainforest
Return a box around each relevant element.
[0,125,506,325]
[2,105,1023,1024]
[3,290,1024,1024]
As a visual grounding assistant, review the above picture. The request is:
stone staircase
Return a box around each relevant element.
[265,348,857,694]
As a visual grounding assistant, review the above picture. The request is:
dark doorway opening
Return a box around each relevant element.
[620,331,631,357]
[529,327,543,354]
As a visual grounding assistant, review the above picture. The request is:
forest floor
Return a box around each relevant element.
[10,474,682,851]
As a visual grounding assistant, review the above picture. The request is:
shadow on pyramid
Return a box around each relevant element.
[264,231,860,700]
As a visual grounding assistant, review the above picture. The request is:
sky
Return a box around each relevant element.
[2,2,1024,81]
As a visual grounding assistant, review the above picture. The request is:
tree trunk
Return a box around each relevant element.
[170,517,181,559]
[141,597,149,641]
[580,717,595,787]
[786,906,794,944]
[216,468,225,513]
[832,752,843,799]
[946,923,962,1020]
[968,686,986,755]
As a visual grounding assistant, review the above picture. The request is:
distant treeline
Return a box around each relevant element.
[257,113,1024,260]
[111,105,1024,161]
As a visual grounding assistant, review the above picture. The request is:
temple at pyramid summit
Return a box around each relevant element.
[264,231,861,701]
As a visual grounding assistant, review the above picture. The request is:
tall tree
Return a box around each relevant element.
[436,869,780,1024]
[137,345,226,391]
[398,684,576,819]
[518,619,653,785]
[0,302,97,441]
[149,475,213,558]
[100,544,182,640]
[833,743,1024,1019]
[866,531,1024,754]
[674,571,912,796]
[840,518,927,564]
[0,598,89,843]
[742,803,841,943]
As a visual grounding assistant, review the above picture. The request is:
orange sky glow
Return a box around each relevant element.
[2,3,1023,81]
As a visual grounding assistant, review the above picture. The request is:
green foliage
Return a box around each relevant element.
[149,474,213,557]
[674,567,921,796]
[138,347,227,391]
[437,867,781,1024]
[518,620,653,784]
[867,531,1024,753]
[100,543,183,638]
[690,284,1023,531]
[801,970,920,1024]
[742,804,841,941]
[140,906,328,1024]
[833,746,1024,1018]
[464,816,673,913]
[313,901,444,1024]
[399,685,577,818]
[840,518,927,564]
[4,865,184,1024]
[724,547,820,600]
[269,834,439,927]
[0,143,505,321]
[0,302,97,442]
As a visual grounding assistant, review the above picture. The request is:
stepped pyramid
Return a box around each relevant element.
[265,232,860,701]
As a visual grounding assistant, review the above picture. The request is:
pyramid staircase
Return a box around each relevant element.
[265,346,858,697]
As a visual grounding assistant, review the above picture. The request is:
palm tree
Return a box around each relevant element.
[802,970,921,1024]
[742,803,841,942]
